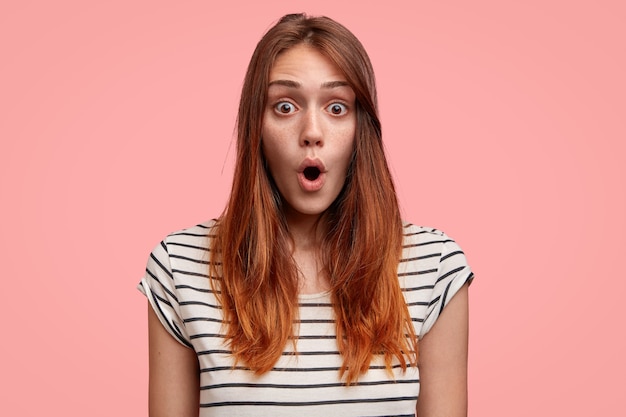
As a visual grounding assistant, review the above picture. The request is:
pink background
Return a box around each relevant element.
[1,0,624,415]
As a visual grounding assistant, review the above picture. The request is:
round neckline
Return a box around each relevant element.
[298,290,331,300]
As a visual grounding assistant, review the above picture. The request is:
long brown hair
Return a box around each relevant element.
[210,13,417,384]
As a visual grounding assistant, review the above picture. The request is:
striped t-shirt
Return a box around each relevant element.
[138,220,473,417]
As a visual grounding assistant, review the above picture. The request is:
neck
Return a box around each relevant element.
[283,208,330,294]
[284,209,325,251]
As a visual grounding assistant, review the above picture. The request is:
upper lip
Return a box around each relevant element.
[297,157,326,173]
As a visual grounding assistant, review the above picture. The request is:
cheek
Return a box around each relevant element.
[261,117,289,155]
[337,129,356,168]
[261,142,278,174]
[261,123,279,164]
[261,139,288,179]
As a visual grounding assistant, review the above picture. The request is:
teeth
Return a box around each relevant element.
[303,166,320,181]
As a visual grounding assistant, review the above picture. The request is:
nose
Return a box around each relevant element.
[300,109,323,147]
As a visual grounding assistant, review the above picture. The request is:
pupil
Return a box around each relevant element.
[281,104,291,113]
[332,105,341,114]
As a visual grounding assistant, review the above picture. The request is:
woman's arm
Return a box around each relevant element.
[148,304,200,417]
[416,283,469,417]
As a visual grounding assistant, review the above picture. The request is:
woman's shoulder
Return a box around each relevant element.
[401,221,455,244]
[169,219,218,235]
[400,221,474,337]
[147,219,219,261]
[400,221,470,264]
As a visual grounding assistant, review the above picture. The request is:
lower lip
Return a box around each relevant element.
[298,172,326,192]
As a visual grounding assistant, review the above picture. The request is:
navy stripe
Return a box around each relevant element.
[201,396,417,408]
[201,378,419,390]
[167,241,209,251]
[170,253,210,264]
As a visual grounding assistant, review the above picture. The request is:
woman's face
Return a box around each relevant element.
[262,44,356,223]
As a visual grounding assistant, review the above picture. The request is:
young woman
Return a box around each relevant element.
[139,13,473,417]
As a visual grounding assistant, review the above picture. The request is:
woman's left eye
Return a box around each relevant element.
[327,103,348,116]
[275,102,296,114]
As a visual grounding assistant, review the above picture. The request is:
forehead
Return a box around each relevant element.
[269,44,346,82]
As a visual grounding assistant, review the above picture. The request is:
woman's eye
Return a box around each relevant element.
[327,103,348,115]
[275,102,296,114]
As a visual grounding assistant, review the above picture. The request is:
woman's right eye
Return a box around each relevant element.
[274,102,296,114]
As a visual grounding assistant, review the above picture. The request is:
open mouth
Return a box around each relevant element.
[303,166,321,181]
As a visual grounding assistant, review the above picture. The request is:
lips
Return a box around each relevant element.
[297,158,326,192]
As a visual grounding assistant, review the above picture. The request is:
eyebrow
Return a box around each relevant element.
[268,80,351,89]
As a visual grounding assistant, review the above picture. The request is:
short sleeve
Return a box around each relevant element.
[137,240,193,348]
[419,238,474,338]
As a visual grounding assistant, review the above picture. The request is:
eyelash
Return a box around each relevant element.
[272,100,349,116]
